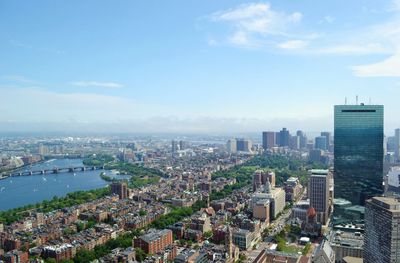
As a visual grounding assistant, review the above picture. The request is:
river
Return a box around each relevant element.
[0,158,129,211]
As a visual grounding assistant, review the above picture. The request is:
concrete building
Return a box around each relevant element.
[385,166,400,194]
[236,138,252,152]
[110,181,128,199]
[364,196,400,263]
[232,229,252,250]
[227,139,237,153]
[252,182,285,220]
[189,213,211,233]
[174,250,208,263]
[311,240,335,263]
[284,177,303,202]
[134,229,173,254]
[262,132,276,150]
[315,136,327,151]
[320,132,331,150]
[308,170,330,224]
[329,229,363,262]
[279,128,290,147]
[253,199,270,223]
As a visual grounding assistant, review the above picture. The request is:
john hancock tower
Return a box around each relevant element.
[334,103,384,206]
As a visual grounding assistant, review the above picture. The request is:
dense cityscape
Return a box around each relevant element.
[2,1,400,262]
[0,103,399,263]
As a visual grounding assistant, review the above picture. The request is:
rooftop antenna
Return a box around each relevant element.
[345,97,347,105]
[356,95,359,105]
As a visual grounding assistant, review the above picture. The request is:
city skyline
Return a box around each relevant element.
[1,0,400,133]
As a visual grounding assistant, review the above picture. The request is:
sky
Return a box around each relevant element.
[1,0,400,134]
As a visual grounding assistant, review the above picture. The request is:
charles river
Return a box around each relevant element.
[0,159,129,211]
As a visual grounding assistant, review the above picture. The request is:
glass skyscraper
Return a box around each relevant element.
[334,104,384,205]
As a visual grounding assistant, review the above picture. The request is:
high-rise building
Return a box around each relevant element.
[279,128,290,147]
[179,140,187,150]
[308,169,330,224]
[226,139,237,153]
[364,196,400,263]
[290,136,300,150]
[321,132,331,149]
[297,130,308,149]
[236,138,252,152]
[334,104,384,205]
[171,140,179,153]
[262,131,275,150]
[315,136,327,150]
[395,128,400,161]
[275,132,281,146]
[111,181,128,199]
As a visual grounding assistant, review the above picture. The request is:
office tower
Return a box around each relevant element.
[262,131,275,150]
[279,128,290,147]
[315,136,327,150]
[297,130,308,149]
[364,196,400,263]
[226,139,237,153]
[395,128,400,161]
[308,169,330,224]
[275,132,281,146]
[179,140,187,150]
[171,140,179,153]
[385,166,400,194]
[321,132,331,149]
[253,199,270,223]
[290,136,300,150]
[236,138,252,152]
[111,181,128,199]
[334,104,384,205]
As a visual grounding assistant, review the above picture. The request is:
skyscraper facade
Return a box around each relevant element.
[320,132,331,149]
[395,128,400,162]
[262,131,275,150]
[308,169,330,224]
[279,128,290,147]
[315,136,327,150]
[364,196,400,263]
[334,104,384,205]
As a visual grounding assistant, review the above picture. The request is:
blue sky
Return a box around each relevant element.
[1,0,400,133]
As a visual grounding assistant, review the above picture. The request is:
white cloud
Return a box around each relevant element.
[352,53,400,77]
[277,40,308,49]
[209,2,303,47]
[70,81,124,89]
[229,31,250,45]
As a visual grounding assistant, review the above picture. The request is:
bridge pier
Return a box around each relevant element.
[53,168,59,174]
[81,167,85,171]
[40,170,45,175]
[68,168,74,173]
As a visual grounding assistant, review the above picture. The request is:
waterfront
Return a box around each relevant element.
[0,159,128,211]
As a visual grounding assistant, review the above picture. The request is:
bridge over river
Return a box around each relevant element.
[8,166,105,177]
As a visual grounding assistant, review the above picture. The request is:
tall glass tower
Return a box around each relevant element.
[334,104,384,205]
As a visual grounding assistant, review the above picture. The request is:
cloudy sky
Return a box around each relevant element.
[1,0,400,134]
